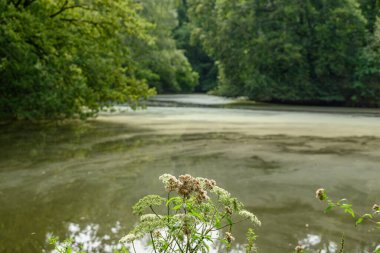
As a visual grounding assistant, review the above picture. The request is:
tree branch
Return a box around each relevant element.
[59,18,113,29]
[23,0,36,8]
[50,4,86,18]
[25,38,47,58]
[9,0,34,9]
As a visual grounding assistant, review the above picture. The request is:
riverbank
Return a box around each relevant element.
[148,94,380,117]
[100,106,380,138]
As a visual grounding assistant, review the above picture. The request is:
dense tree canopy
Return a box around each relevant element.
[359,0,379,33]
[135,0,199,93]
[173,0,218,92]
[188,0,379,105]
[0,0,158,120]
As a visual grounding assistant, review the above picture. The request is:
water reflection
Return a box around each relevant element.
[46,222,247,253]
[47,223,380,253]
[46,222,123,253]
[297,233,380,253]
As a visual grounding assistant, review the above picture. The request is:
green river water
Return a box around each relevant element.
[0,99,379,253]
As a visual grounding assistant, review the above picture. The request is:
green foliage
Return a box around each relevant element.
[245,228,258,253]
[120,174,260,253]
[188,0,380,106]
[295,189,379,253]
[48,237,84,253]
[352,19,380,107]
[358,0,380,33]
[48,236,130,253]
[135,0,199,93]
[173,0,218,92]
[132,195,166,216]
[0,0,156,120]
[316,188,380,229]
[309,188,380,253]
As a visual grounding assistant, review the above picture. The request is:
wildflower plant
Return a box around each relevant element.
[120,174,261,253]
[293,189,380,253]
[315,188,380,228]
[316,188,380,253]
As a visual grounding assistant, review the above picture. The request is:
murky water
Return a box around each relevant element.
[0,102,379,253]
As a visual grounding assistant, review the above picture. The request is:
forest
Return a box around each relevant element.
[1,0,380,120]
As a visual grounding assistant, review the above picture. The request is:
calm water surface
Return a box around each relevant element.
[0,104,379,253]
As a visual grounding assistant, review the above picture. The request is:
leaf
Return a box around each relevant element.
[219,238,228,245]
[325,204,335,213]
[340,204,352,209]
[344,207,355,218]
[173,204,182,210]
[355,217,363,226]
[166,197,181,206]
[362,213,373,219]
[337,199,347,205]
[215,217,221,229]
[190,209,205,222]
[204,236,213,242]
[226,217,233,226]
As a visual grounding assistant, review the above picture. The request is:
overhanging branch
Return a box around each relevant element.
[50,0,90,18]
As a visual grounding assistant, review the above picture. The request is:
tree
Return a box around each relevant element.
[0,0,155,120]
[358,0,379,33]
[352,18,380,106]
[188,0,374,106]
[173,0,218,92]
[134,0,199,93]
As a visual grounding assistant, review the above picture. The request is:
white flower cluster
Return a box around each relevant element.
[173,213,186,220]
[211,186,230,198]
[159,174,181,192]
[120,233,138,243]
[140,214,161,222]
[173,213,196,223]
[238,210,261,226]
[159,174,174,184]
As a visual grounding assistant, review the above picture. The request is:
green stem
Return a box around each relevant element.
[149,206,185,253]
[211,218,249,231]
[150,232,158,253]
[167,192,171,224]
[132,241,137,253]
[163,236,177,253]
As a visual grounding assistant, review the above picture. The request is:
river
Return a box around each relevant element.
[0,95,379,253]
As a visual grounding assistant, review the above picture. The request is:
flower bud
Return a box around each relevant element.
[315,188,326,201]
[295,245,304,253]
[225,232,235,243]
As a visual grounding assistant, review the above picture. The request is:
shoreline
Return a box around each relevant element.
[148,94,380,117]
